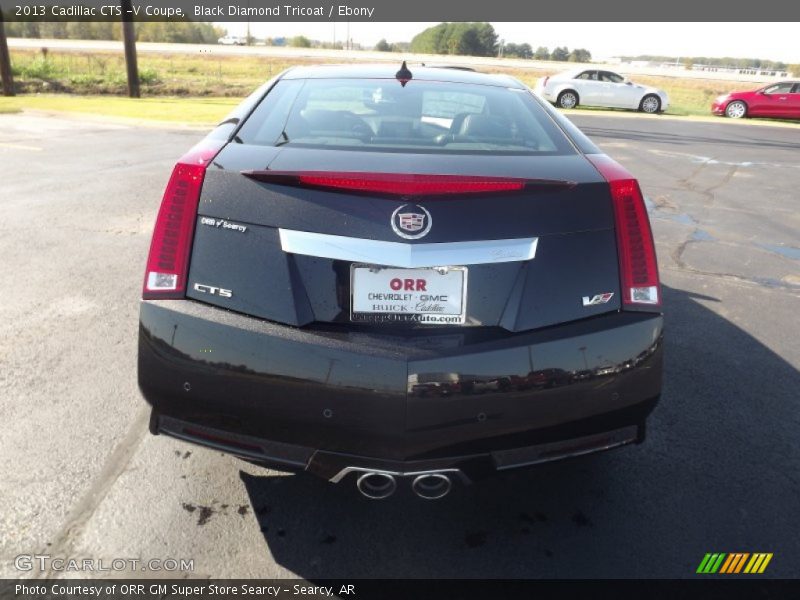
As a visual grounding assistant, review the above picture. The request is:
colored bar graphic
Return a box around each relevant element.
[710,553,726,573]
[697,553,727,573]
[699,552,773,574]
[719,554,735,574]
[696,553,714,573]
[744,554,760,573]
[758,553,773,573]
[720,553,743,574]
[700,553,720,573]
[734,553,749,573]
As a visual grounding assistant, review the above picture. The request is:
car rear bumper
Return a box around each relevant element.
[139,300,663,481]
[533,85,553,101]
[153,412,647,483]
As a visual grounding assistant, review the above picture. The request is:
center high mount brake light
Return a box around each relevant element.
[241,170,575,196]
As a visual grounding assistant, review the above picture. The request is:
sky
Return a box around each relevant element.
[218,22,799,63]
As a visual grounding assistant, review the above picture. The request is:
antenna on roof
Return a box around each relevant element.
[395,61,413,87]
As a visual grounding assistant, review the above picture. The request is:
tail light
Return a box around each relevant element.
[242,171,574,196]
[142,138,225,299]
[587,154,660,307]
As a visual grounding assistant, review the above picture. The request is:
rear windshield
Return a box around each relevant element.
[235,78,575,155]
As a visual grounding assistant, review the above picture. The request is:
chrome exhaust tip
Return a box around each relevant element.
[356,472,397,500]
[411,473,452,500]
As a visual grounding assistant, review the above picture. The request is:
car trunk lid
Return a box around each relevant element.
[185,146,622,332]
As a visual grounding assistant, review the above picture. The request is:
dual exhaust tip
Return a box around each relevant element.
[356,472,453,500]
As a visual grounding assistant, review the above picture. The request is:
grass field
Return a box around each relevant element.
[1,47,793,123]
[8,48,321,97]
[0,95,238,123]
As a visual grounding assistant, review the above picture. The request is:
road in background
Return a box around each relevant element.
[7,37,788,84]
[0,112,798,578]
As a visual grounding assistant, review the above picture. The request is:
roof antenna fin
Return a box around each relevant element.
[395,61,413,87]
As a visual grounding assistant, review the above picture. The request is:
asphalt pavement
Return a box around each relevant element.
[0,111,798,579]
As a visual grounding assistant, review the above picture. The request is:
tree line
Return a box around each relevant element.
[397,23,590,62]
[9,20,793,74]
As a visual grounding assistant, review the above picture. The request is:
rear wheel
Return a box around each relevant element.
[640,94,661,113]
[725,100,747,119]
[557,90,579,109]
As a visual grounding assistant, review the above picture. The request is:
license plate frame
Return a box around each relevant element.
[350,264,468,325]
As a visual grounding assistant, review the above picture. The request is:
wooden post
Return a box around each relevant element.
[120,0,139,98]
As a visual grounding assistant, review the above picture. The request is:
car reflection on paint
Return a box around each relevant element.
[410,372,460,397]
[530,368,571,388]
[595,365,620,377]
[408,366,604,397]
[571,369,595,382]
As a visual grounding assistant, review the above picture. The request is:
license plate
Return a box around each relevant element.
[351,265,467,324]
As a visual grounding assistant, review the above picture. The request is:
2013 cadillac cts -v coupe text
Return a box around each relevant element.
[138,64,663,500]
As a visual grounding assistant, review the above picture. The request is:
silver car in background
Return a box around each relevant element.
[535,69,669,113]
[217,35,246,46]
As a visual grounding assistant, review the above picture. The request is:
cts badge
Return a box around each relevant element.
[391,204,432,240]
[582,292,614,306]
[194,283,233,298]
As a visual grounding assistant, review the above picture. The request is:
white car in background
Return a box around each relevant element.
[535,69,669,113]
[217,35,246,46]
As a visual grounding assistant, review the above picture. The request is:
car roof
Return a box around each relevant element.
[280,64,526,89]
[753,80,800,89]
[555,68,621,79]
[555,68,589,78]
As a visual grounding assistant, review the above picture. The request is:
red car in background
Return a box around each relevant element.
[712,81,800,119]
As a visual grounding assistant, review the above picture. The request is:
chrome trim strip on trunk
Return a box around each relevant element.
[278,229,538,268]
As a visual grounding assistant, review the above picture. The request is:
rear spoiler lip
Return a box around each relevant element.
[240,169,577,197]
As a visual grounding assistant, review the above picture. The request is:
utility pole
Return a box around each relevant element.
[246,0,250,45]
[0,9,15,96]
[120,0,140,98]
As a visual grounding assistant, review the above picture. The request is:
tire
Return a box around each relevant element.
[556,90,579,109]
[725,100,747,119]
[640,94,661,114]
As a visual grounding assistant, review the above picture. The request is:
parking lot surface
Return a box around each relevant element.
[1,112,798,578]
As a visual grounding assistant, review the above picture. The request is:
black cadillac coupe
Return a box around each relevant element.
[138,64,663,500]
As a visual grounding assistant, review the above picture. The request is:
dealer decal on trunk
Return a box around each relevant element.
[200,216,247,233]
